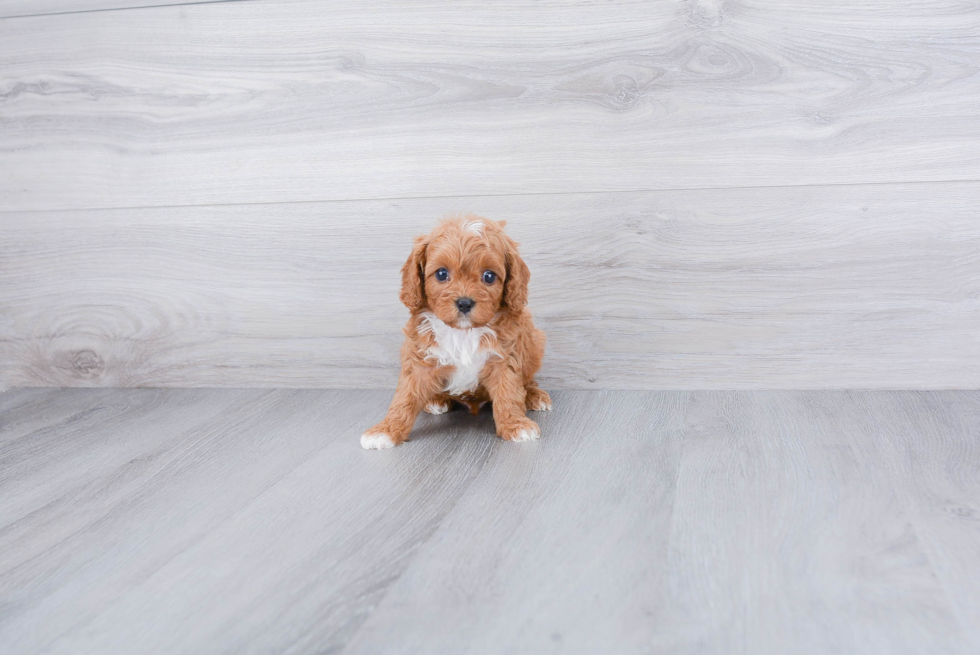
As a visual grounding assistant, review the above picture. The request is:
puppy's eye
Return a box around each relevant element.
[435,268,449,282]
[482,270,497,284]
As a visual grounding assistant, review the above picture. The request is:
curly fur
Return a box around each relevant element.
[361,215,551,449]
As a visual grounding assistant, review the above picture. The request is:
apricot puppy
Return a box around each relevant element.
[361,216,551,449]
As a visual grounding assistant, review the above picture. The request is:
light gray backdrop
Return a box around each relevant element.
[2,0,978,390]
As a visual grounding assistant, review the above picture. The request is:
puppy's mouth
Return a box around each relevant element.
[454,315,473,329]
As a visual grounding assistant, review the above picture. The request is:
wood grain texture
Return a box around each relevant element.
[2,389,979,653]
[0,388,498,653]
[3,182,978,390]
[661,391,969,654]
[345,390,685,654]
[856,391,980,647]
[0,0,244,20]
[1,0,979,210]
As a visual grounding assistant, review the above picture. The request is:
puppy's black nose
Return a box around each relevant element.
[455,297,475,314]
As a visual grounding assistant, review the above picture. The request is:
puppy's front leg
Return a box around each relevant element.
[361,363,443,450]
[484,359,540,443]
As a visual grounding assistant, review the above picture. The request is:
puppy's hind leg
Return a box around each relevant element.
[424,392,453,415]
[485,360,540,443]
[522,327,550,411]
[524,383,552,412]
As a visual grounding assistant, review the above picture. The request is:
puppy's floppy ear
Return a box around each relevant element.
[399,235,429,310]
[502,234,530,312]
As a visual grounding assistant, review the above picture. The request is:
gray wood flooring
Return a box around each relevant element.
[2,388,978,654]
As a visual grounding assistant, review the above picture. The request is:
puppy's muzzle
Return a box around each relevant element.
[455,297,475,314]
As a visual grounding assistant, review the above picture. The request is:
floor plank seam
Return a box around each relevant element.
[3,178,979,217]
[0,0,250,22]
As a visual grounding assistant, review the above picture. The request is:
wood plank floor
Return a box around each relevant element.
[1,388,978,653]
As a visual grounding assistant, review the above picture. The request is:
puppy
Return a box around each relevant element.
[361,216,551,449]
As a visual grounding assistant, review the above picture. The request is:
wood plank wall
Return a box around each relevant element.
[0,0,244,19]
[1,0,978,390]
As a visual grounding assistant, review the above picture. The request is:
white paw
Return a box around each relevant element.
[532,400,552,411]
[361,432,396,450]
[425,402,450,415]
[509,426,540,443]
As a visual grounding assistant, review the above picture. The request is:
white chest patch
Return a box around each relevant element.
[418,312,500,395]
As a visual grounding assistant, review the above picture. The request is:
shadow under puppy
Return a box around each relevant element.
[361,216,551,449]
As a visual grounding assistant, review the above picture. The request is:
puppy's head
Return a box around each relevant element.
[400,215,529,328]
